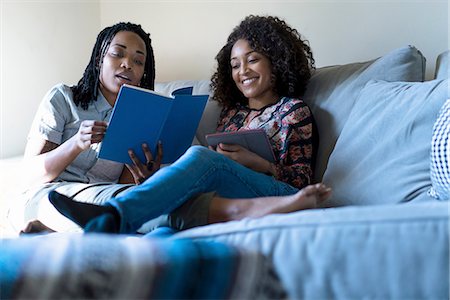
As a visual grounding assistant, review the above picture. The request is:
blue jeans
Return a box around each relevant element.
[109,146,299,233]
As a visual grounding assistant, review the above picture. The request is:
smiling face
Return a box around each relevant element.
[230,39,278,109]
[99,30,147,105]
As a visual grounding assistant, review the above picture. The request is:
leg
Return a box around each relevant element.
[51,146,299,233]
[48,190,120,233]
[168,192,214,230]
[208,183,332,223]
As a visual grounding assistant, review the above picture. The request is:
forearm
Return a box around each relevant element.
[24,136,84,184]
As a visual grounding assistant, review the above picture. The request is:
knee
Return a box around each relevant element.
[185,145,215,160]
[177,145,221,166]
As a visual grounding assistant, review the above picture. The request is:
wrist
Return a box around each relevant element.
[68,135,85,154]
[266,161,275,176]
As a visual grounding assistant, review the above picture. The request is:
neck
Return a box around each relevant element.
[99,87,117,107]
[248,93,279,110]
[99,85,117,107]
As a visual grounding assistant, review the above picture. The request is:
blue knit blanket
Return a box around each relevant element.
[0,234,285,299]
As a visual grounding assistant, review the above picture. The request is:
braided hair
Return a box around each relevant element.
[211,15,315,108]
[71,22,155,110]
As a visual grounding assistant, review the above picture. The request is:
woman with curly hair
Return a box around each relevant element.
[49,15,331,234]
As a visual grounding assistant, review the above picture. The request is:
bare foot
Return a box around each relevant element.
[208,183,332,223]
[20,220,56,235]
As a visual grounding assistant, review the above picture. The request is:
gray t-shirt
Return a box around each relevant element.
[28,83,124,183]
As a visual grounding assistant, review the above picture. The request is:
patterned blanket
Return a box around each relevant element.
[0,233,285,299]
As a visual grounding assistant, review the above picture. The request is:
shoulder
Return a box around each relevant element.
[41,83,75,109]
[220,105,242,118]
[35,84,77,122]
[277,97,313,121]
[44,83,73,101]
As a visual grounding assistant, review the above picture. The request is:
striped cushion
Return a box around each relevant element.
[429,99,450,200]
[1,234,285,299]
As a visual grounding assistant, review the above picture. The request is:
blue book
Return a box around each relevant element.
[98,84,208,164]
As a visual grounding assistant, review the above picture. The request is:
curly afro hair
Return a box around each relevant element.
[71,22,155,110]
[211,15,315,108]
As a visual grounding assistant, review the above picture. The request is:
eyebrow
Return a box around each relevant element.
[112,43,146,56]
[230,50,256,61]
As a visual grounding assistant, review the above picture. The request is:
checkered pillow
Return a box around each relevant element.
[429,99,450,200]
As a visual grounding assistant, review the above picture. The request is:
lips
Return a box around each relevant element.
[241,77,258,86]
[116,72,133,83]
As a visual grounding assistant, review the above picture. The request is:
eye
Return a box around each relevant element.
[231,63,240,69]
[134,59,144,66]
[110,51,123,58]
[248,57,259,63]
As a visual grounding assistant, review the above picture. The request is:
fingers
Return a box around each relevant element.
[128,149,145,176]
[217,143,242,152]
[125,150,147,185]
[78,120,108,145]
[125,163,142,184]
[142,143,154,163]
[127,143,163,185]
[309,183,332,198]
[142,142,162,170]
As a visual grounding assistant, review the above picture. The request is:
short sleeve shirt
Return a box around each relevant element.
[28,83,124,183]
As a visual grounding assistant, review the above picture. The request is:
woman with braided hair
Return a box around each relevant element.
[16,22,164,234]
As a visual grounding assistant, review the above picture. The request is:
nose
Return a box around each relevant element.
[238,62,248,75]
[120,57,132,69]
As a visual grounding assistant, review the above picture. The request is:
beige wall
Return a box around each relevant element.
[1,0,448,159]
[100,1,449,81]
[1,0,101,158]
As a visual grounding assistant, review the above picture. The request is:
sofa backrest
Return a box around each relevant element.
[303,45,426,182]
[156,46,425,182]
[434,50,449,80]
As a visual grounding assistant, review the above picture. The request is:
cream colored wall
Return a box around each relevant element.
[0,0,448,159]
[100,1,448,81]
[1,0,101,159]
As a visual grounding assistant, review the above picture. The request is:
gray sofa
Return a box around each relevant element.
[2,46,449,299]
[162,46,449,299]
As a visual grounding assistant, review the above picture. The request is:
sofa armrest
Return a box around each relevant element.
[0,155,24,237]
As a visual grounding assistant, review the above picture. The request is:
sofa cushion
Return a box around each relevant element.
[435,50,449,79]
[429,99,450,200]
[176,201,449,299]
[303,46,425,181]
[321,79,448,207]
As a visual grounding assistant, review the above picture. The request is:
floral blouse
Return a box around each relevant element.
[216,97,315,189]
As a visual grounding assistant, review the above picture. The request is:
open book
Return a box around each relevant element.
[98,84,208,164]
[206,129,276,163]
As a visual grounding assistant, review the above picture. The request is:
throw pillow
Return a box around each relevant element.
[303,46,425,181]
[321,79,449,207]
[429,99,450,200]
[434,50,449,79]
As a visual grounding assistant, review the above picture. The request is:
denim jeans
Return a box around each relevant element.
[109,145,299,233]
